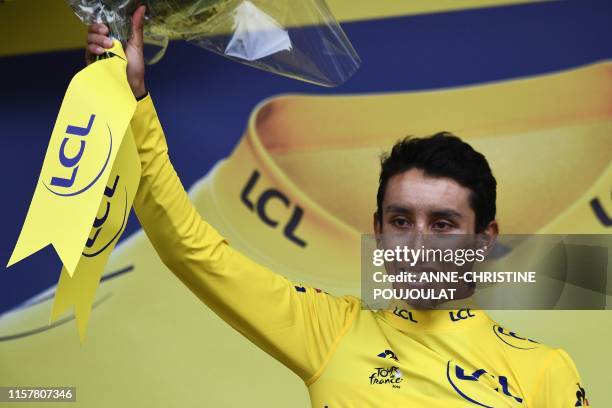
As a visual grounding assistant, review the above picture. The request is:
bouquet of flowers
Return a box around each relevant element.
[68,0,361,86]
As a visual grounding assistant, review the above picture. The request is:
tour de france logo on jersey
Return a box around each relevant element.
[446,360,523,407]
[82,174,129,258]
[369,349,403,388]
[43,114,112,197]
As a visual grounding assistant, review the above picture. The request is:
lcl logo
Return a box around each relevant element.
[82,174,128,258]
[493,325,539,350]
[449,309,475,322]
[447,361,523,405]
[43,114,112,197]
[240,170,307,247]
[393,307,418,323]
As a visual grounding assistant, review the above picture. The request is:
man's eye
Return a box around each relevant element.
[432,221,453,231]
[391,218,410,228]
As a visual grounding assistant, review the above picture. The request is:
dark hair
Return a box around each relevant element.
[376,132,497,232]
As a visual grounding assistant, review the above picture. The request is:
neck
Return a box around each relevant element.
[391,282,475,310]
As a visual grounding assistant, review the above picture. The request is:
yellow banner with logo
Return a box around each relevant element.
[6,40,140,341]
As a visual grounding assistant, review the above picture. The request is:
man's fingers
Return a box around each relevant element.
[129,5,146,48]
[87,32,113,49]
[88,23,109,35]
[85,23,109,66]
[87,43,106,56]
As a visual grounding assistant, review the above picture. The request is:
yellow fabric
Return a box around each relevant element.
[7,40,141,342]
[131,93,359,381]
[7,40,137,275]
[50,126,141,342]
[130,93,589,407]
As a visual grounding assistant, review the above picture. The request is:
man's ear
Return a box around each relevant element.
[478,220,499,257]
[373,212,383,248]
[373,212,382,235]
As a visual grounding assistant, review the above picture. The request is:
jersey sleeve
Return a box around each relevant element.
[129,93,359,382]
[532,348,590,407]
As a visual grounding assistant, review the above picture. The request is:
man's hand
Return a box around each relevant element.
[85,5,147,99]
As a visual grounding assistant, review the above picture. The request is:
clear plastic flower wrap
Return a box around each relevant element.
[68,0,361,86]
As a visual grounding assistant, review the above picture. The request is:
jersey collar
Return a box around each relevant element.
[378,299,490,332]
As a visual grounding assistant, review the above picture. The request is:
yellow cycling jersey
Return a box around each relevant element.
[130,93,590,408]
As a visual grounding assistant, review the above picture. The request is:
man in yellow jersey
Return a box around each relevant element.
[86,7,590,407]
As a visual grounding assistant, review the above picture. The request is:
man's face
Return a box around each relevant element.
[374,168,476,235]
[373,168,495,308]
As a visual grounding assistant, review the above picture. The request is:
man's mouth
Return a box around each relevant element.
[397,266,441,279]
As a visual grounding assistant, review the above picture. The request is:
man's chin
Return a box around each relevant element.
[403,298,441,310]
[391,282,472,310]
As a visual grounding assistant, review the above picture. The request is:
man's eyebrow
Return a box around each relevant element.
[431,209,463,219]
[384,205,464,219]
[385,204,413,214]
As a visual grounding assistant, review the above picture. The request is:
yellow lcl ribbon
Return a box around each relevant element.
[7,41,141,342]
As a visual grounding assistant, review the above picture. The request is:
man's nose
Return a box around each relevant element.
[402,231,426,249]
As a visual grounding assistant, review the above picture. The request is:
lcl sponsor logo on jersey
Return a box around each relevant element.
[493,325,539,350]
[449,309,475,322]
[369,349,403,389]
[43,114,113,197]
[446,360,523,407]
[393,307,418,323]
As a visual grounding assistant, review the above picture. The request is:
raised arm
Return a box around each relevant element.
[85,9,359,384]
[130,92,358,382]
